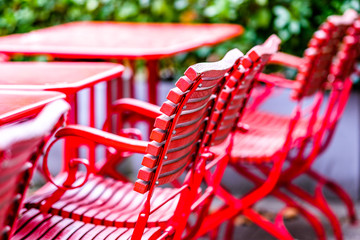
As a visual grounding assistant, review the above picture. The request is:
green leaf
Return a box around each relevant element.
[86,0,99,12]
[273,5,290,29]
[255,0,268,7]
[117,2,138,19]
[289,20,300,34]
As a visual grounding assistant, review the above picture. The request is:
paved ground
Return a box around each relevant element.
[211,197,360,240]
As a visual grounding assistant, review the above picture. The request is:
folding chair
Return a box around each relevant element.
[11,49,243,239]
[211,9,358,240]
[274,16,360,240]
[0,100,69,239]
[189,35,308,239]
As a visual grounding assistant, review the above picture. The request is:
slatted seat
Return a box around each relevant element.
[13,209,161,240]
[24,172,179,228]
[14,49,243,239]
[210,109,324,164]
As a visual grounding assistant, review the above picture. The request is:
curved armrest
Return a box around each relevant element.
[269,52,305,70]
[56,125,149,154]
[257,73,301,89]
[112,98,161,120]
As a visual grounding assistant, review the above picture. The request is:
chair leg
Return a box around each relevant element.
[208,226,219,240]
[239,165,326,240]
[306,169,357,224]
[224,217,235,240]
[273,190,326,240]
[284,183,343,240]
[243,208,294,240]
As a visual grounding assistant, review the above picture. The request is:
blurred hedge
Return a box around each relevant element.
[0,0,359,70]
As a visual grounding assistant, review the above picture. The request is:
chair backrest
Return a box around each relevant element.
[0,100,69,239]
[210,35,281,146]
[317,17,360,150]
[293,9,358,100]
[134,49,243,194]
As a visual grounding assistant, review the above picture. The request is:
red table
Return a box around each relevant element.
[0,90,65,125]
[0,62,124,163]
[0,62,124,126]
[0,21,243,104]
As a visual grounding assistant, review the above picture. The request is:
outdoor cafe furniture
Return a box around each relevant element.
[0,62,125,165]
[0,22,243,105]
[0,97,69,240]
[9,49,246,239]
[209,9,358,240]
[0,62,124,126]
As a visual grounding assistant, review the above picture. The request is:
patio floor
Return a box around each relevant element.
[222,197,360,240]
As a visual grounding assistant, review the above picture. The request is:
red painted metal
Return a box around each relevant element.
[0,62,124,94]
[12,49,243,239]
[192,35,292,238]
[0,100,69,239]
[0,22,243,105]
[0,90,65,125]
[0,61,125,171]
[0,22,243,59]
[216,9,359,240]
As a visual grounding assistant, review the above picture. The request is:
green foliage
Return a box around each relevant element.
[0,0,358,71]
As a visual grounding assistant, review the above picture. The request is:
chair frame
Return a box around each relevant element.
[227,10,359,240]
[19,49,244,240]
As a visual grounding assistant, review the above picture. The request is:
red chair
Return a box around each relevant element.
[194,36,307,239]
[11,49,243,239]
[276,17,360,240]
[0,100,69,239]
[213,9,358,240]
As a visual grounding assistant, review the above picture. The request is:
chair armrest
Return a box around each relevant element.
[269,52,305,69]
[55,125,149,154]
[257,73,301,89]
[112,98,162,120]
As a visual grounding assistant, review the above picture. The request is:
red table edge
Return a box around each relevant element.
[0,91,66,125]
[0,64,125,95]
[0,23,244,60]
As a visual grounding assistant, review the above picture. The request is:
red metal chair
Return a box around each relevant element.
[0,100,69,239]
[12,49,243,239]
[192,35,308,239]
[275,16,360,240]
[213,9,358,240]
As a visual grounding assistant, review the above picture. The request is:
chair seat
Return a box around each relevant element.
[13,208,161,240]
[210,110,321,163]
[210,126,287,163]
[25,173,179,228]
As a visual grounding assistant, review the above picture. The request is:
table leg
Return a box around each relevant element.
[64,93,78,171]
[89,86,96,168]
[146,59,159,105]
[129,60,136,99]
[106,80,113,132]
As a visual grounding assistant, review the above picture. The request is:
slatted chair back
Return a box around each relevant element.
[0,100,69,239]
[293,9,358,100]
[210,35,281,146]
[134,49,243,194]
[318,17,360,150]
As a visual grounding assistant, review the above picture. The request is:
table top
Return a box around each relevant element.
[0,21,243,59]
[0,90,65,125]
[0,62,124,94]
